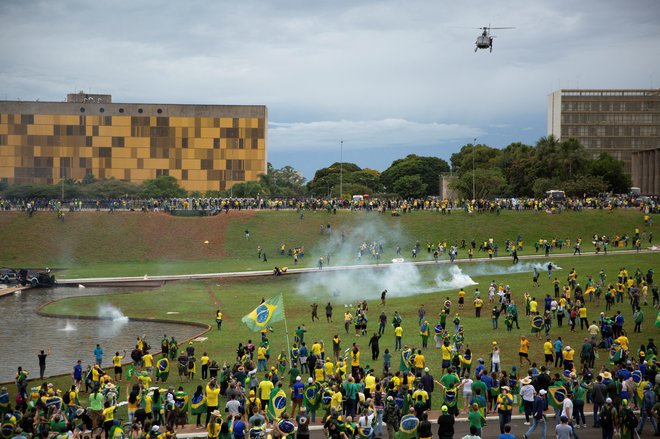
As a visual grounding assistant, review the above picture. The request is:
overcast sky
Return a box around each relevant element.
[1,0,659,179]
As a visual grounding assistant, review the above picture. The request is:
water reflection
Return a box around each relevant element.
[0,286,202,383]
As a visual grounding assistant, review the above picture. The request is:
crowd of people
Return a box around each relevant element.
[2,256,660,439]
[0,193,657,215]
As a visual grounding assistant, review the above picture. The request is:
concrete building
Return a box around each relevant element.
[547,89,660,175]
[631,148,660,195]
[0,92,267,193]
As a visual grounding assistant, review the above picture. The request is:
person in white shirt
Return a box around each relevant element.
[519,377,536,425]
[492,344,501,373]
[462,378,473,411]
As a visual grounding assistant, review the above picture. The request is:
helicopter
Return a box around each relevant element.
[475,25,515,52]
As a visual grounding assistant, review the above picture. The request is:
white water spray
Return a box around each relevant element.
[59,320,77,331]
[97,304,129,338]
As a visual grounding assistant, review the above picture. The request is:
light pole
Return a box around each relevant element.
[339,140,343,200]
[472,138,477,201]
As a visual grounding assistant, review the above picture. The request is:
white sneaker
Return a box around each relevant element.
[575,424,580,429]
[524,421,530,425]
[583,424,587,428]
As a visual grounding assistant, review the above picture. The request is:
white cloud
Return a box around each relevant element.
[268,119,482,151]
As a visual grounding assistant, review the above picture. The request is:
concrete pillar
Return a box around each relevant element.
[655,150,660,195]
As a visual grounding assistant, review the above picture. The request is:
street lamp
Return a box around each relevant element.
[472,138,477,201]
[340,140,343,201]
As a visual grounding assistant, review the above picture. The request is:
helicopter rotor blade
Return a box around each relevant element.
[489,27,516,29]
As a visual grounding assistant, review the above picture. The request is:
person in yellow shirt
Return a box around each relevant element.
[529,298,538,315]
[364,372,376,397]
[311,341,322,357]
[143,352,154,376]
[615,335,629,352]
[349,346,360,377]
[112,352,124,382]
[258,377,274,410]
[257,346,267,372]
[563,345,575,371]
[205,379,221,425]
[394,326,403,351]
[518,336,531,366]
[330,384,343,411]
[474,298,484,317]
[102,401,117,439]
[578,305,588,330]
[441,343,452,373]
[200,353,210,380]
[324,358,335,381]
[413,350,425,371]
[543,338,554,368]
[344,312,353,334]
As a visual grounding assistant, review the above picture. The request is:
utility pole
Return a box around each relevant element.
[340,140,343,200]
[472,138,477,201]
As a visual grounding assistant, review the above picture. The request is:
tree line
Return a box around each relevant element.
[0,136,630,200]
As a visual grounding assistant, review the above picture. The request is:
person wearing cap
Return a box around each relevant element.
[522,389,547,439]
[383,396,400,439]
[290,376,304,418]
[618,399,637,439]
[495,386,513,434]
[437,404,454,439]
[519,376,535,425]
[598,398,618,439]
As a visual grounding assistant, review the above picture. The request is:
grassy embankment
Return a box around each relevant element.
[0,208,654,278]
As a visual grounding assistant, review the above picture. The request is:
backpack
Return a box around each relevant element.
[599,406,613,427]
[624,410,638,429]
[62,391,71,405]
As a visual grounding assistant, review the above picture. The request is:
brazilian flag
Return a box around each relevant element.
[126,364,135,380]
[395,415,419,439]
[190,393,207,415]
[609,343,623,364]
[175,391,189,414]
[531,316,543,333]
[547,385,567,411]
[267,387,287,421]
[303,383,320,411]
[400,349,412,372]
[656,311,660,328]
[242,294,285,332]
[156,358,169,382]
[631,370,642,384]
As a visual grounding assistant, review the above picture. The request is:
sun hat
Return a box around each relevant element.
[521,377,532,385]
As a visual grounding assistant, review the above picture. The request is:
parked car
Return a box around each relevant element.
[17,269,56,287]
[0,267,17,284]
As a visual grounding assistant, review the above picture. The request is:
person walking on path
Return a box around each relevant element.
[523,389,547,439]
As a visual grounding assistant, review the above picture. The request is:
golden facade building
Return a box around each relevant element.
[0,93,267,193]
[547,89,660,174]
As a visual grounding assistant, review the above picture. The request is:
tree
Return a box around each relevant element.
[306,162,382,197]
[392,175,427,198]
[588,153,631,194]
[259,163,306,196]
[450,144,502,175]
[229,181,269,198]
[140,176,187,198]
[380,154,450,196]
[560,175,608,197]
[449,168,507,200]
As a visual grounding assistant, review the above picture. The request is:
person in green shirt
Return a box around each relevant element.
[467,402,486,437]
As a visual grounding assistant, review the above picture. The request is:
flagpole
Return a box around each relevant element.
[282,297,293,369]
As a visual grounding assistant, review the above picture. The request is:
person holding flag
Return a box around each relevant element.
[267,382,287,423]
[419,320,429,348]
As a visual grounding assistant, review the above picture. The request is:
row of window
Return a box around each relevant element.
[561,113,657,124]
[562,101,657,112]
[561,126,658,136]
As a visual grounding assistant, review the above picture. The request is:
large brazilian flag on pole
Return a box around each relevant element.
[242,294,285,332]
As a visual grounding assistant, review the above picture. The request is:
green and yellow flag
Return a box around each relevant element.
[267,387,287,421]
[242,294,285,332]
